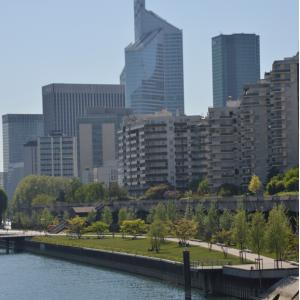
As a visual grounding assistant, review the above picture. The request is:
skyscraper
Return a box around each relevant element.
[212,33,260,107]
[42,83,125,136]
[121,0,184,115]
[2,114,44,198]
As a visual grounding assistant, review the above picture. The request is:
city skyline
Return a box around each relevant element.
[0,0,298,170]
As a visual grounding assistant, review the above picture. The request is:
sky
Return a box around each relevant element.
[0,0,298,171]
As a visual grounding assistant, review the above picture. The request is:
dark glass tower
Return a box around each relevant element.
[212,33,260,107]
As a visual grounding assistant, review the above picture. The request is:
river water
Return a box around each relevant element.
[0,251,230,300]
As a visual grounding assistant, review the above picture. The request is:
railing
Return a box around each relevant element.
[191,259,232,269]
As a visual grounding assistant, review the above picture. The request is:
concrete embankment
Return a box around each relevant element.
[23,240,297,299]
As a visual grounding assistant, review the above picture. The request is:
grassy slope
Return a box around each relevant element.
[32,236,245,265]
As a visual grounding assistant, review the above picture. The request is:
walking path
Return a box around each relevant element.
[1,229,298,270]
[166,237,298,270]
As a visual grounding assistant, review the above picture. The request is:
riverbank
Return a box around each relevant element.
[32,236,243,265]
[22,238,299,299]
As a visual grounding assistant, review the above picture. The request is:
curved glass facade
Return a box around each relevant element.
[122,0,184,115]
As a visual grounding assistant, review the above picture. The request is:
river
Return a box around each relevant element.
[0,251,232,300]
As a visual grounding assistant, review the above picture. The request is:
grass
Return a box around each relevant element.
[32,236,246,265]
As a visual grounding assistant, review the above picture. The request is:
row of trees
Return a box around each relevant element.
[65,201,297,263]
[11,175,129,216]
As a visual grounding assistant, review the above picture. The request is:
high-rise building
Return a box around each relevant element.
[42,83,125,136]
[207,102,241,193]
[121,0,184,115]
[118,111,208,194]
[2,114,44,199]
[212,33,260,107]
[267,54,299,173]
[37,132,78,178]
[77,108,132,177]
[239,80,269,189]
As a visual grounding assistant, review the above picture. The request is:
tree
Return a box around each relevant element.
[248,175,262,196]
[32,194,55,207]
[249,211,265,260]
[86,211,97,224]
[102,207,113,227]
[217,183,241,197]
[120,219,147,239]
[118,208,128,226]
[90,221,109,239]
[0,189,8,226]
[74,182,108,203]
[203,203,219,248]
[231,209,248,259]
[108,183,128,200]
[144,184,170,200]
[184,202,194,219]
[197,178,210,196]
[219,209,233,232]
[194,203,206,240]
[12,175,75,214]
[148,220,167,252]
[67,216,86,238]
[265,205,292,267]
[266,178,285,195]
[285,177,299,192]
[40,208,54,230]
[175,219,197,245]
[166,201,177,222]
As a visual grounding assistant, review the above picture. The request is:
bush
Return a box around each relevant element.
[217,183,241,197]
[144,184,171,200]
[285,177,299,192]
[266,179,285,195]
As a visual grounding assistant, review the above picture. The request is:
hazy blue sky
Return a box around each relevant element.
[0,0,298,170]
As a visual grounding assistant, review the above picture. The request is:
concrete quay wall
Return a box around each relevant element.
[22,240,283,299]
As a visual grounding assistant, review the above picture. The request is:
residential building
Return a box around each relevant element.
[212,33,260,107]
[121,0,184,115]
[77,108,132,178]
[37,132,78,178]
[2,114,44,199]
[207,102,241,193]
[239,81,269,189]
[118,111,208,194]
[267,54,299,172]
[42,83,125,136]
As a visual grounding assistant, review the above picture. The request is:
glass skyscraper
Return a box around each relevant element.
[121,0,184,115]
[212,33,260,107]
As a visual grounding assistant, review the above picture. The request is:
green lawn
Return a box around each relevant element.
[32,236,246,265]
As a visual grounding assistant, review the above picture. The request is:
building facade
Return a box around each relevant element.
[207,102,241,193]
[42,83,125,136]
[2,114,44,199]
[267,54,299,173]
[118,111,208,194]
[37,132,78,178]
[212,33,260,107]
[77,108,132,178]
[121,0,184,115]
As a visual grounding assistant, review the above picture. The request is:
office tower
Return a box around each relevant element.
[77,108,132,179]
[42,83,125,136]
[0,172,6,191]
[118,111,208,194]
[207,102,241,193]
[2,114,44,199]
[212,33,260,107]
[24,140,38,176]
[121,0,184,115]
[37,132,78,178]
